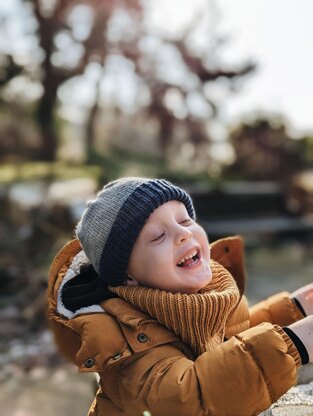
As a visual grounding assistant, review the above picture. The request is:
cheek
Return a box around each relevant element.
[129,244,166,281]
[194,225,209,244]
[128,246,145,277]
[195,227,210,254]
[147,245,172,271]
[142,244,173,281]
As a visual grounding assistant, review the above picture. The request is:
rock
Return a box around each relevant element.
[260,381,313,416]
[298,364,313,385]
[263,406,313,416]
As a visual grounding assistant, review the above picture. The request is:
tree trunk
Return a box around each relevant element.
[35,85,58,161]
[85,68,103,164]
[85,104,98,164]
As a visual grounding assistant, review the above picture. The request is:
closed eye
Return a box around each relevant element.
[151,232,165,242]
[179,218,193,225]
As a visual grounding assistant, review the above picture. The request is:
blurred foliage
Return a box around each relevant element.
[225,118,313,181]
[0,190,76,349]
[90,146,214,184]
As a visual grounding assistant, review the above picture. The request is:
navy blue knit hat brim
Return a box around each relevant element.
[99,179,195,285]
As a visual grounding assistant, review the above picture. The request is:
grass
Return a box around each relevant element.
[0,149,215,186]
[0,162,103,184]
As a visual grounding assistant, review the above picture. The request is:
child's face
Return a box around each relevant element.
[127,200,212,293]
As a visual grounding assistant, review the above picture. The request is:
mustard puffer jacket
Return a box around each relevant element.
[47,236,304,416]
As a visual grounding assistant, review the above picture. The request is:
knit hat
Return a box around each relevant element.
[76,177,195,286]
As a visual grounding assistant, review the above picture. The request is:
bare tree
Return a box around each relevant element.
[1,0,254,163]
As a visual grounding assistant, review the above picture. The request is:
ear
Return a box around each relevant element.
[125,273,139,287]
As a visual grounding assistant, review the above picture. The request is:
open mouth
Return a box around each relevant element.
[176,249,200,268]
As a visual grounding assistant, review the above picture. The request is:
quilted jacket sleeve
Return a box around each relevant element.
[249,291,304,327]
[98,323,301,416]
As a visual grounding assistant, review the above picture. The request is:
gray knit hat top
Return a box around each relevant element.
[76,177,195,286]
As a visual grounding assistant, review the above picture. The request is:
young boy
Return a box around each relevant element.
[48,177,313,416]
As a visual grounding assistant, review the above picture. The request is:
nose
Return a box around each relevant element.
[175,225,192,245]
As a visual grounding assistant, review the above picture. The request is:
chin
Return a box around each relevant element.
[196,276,213,292]
[188,282,209,294]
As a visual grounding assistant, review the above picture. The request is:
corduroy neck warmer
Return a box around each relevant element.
[110,260,240,356]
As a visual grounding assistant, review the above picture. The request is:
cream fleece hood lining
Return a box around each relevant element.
[56,250,104,319]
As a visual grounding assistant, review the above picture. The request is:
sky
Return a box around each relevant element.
[147,0,313,136]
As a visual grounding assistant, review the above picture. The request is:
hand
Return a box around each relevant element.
[291,283,313,316]
[288,316,313,363]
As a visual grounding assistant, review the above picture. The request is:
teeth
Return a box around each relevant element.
[177,249,198,265]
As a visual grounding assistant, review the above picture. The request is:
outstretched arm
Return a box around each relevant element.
[249,291,304,327]
[99,323,300,416]
[249,281,313,327]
